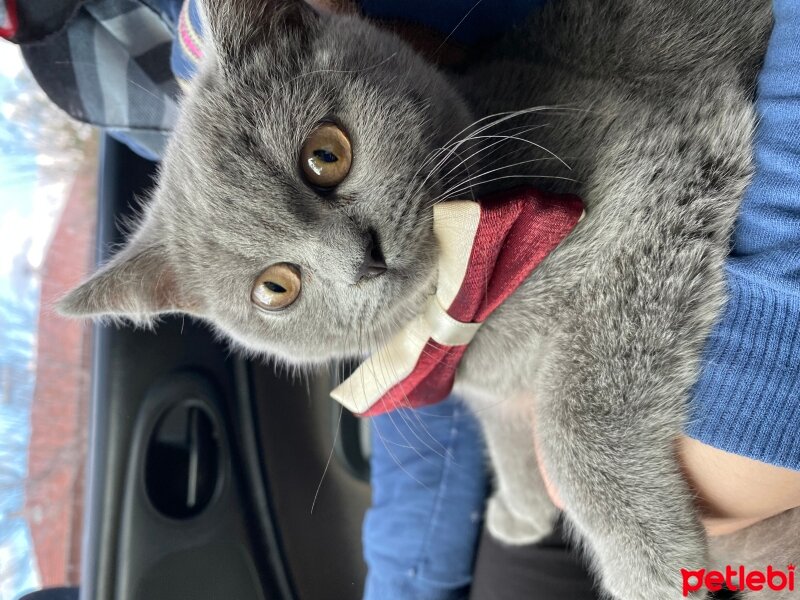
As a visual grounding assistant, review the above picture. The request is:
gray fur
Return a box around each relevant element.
[60,0,791,597]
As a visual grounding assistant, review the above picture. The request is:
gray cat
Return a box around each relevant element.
[60,0,792,598]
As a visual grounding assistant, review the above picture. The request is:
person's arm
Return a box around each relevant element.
[685,0,800,476]
[679,437,800,536]
[682,0,800,529]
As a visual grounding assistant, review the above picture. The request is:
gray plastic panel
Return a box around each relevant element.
[117,372,264,600]
[79,137,294,600]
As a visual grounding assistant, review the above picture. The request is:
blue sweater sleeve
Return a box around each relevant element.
[687,0,800,470]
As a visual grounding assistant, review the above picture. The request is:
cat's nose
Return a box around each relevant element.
[356,231,387,282]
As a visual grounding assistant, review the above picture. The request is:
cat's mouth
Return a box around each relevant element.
[348,258,438,357]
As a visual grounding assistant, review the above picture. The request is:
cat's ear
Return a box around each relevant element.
[200,0,319,66]
[57,238,199,324]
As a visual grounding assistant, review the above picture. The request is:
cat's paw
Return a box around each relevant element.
[485,493,553,545]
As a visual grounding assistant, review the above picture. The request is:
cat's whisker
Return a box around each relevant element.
[376,322,438,442]
[416,107,554,176]
[371,320,449,458]
[417,110,519,170]
[455,124,551,165]
[372,352,438,464]
[434,133,575,199]
[304,366,312,399]
[466,148,579,187]
[432,155,570,204]
[444,146,477,202]
[365,325,424,460]
[416,107,577,199]
[431,0,486,59]
[422,106,578,170]
[362,323,434,487]
[416,137,480,193]
[435,125,556,187]
[370,416,431,489]
[435,174,578,205]
[449,132,573,173]
[310,402,343,515]
[436,129,536,184]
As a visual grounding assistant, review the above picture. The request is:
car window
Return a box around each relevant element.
[0,42,97,599]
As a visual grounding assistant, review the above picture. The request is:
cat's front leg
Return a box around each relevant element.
[466,396,558,545]
[535,339,708,600]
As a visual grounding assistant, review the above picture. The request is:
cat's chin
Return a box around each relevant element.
[366,262,438,344]
[313,268,438,362]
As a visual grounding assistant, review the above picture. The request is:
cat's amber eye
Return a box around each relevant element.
[300,122,352,188]
[251,263,301,311]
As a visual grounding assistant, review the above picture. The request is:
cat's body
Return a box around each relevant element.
[61,1,795,598]
[446,4,779,598]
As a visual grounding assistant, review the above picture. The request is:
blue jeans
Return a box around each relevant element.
[363,397,488,600]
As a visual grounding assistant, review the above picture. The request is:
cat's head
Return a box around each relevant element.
[59,0,473,364]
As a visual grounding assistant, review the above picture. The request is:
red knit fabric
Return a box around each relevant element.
[360,187,584,417]
[0,0,19,39]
